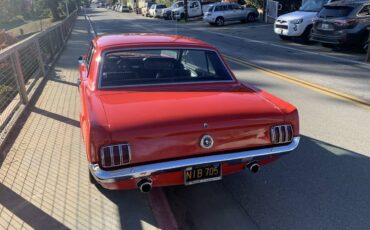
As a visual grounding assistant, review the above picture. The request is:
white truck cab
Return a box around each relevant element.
[172,1,202,20]
[274,0,331,42]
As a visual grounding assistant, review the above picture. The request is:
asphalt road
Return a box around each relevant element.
[86,8,370,230]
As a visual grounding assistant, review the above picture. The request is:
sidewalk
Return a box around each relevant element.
[0,14,158,230]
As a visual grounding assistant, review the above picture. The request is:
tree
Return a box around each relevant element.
[45,0,61,21]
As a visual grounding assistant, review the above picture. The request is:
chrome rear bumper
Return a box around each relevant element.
[90,137,300,183]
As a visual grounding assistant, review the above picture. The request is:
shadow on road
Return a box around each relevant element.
[165,135,370,230]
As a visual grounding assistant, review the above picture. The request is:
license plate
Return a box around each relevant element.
[321,23,332,30]
[184,163,222,185]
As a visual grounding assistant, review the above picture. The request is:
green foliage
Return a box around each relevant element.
[0,0,82,26]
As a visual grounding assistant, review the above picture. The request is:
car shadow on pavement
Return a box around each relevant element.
[96,186,159,230]
[165,135,370,230]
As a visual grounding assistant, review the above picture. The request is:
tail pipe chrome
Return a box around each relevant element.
[248,162,260,173]
[137,178,152,193]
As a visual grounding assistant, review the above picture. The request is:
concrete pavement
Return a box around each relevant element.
[0,14,158,230]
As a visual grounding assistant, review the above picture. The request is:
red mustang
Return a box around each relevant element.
[78,34,300,192]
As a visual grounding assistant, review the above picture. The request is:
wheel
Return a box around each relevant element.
[215,17,224,26]
[180,13,185,20]
[301,25,313,44]
[247,14,256,22]
[360,33,369,53]
[89,169,96,184]
[279,35,291,41]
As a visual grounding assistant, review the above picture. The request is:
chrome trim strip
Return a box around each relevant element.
[284,125,289,142]
[278,126,283,143]
[110,146,114,166]
[119,146,123,165]
[90,137,300,183]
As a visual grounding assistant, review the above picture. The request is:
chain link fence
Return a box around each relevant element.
[0,10,78,145]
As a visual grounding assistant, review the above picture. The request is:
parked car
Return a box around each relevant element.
[142,2,155,17]
[78,34,300,191]
[161,1,184,19]
[311,0,370,51]
[118,4,130,13]
[274,0,330,42]
[149,4,167,17]
[203,2,259,26]
[172,1,202,20]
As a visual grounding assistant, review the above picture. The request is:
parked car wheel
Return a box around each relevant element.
[247,13,256,22]
[279,35,291,41]
[216,17,224,26]
[360,33,369,53]
[301,25,313,44]
[89,170,96,184]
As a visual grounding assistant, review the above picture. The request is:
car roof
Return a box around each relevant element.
[326,0,369,6]
[93,33,212,49]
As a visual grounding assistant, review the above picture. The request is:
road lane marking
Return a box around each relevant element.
[225,55,370,110]
[87,11,370,110]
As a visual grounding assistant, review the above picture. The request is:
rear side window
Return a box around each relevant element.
[358,5,370,17]
[318,6,354,18]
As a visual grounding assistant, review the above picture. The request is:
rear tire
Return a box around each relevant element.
[216,17,224,26]
[301,25,313,44]
[89,170,96,184]
[279,35,291,41]
[247,14,256,22]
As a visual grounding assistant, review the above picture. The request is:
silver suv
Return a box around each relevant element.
[203,3,259,26]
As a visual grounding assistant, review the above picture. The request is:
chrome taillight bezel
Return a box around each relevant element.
[271,125,293,144]
[100,143,131,168]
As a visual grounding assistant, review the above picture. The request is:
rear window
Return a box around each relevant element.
[100,49,233,88]
[318,6,354,18]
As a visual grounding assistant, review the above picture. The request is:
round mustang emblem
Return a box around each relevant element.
[200,135,214,149]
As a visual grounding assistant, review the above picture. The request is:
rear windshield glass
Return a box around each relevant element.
[299,0,329,12]
[100,49,233,88]
[318,6,354,18]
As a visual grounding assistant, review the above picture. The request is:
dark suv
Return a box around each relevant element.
[311,0,370,51]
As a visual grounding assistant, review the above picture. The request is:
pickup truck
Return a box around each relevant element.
[161,1,184,20]
[172,1,202,20]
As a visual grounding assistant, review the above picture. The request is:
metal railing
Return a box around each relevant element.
[0,11,78,145]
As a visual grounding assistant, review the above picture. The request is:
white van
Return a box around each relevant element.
[172,1,202,20]
[274,0,331,42]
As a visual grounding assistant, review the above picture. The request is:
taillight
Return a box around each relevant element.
[271,125,293,144]
[100,144,131,168]
[334,19,357,28]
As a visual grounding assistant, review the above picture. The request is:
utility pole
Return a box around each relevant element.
[184,0,188,21]
[65,1,70,17]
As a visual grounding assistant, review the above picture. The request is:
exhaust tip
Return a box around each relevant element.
[137,178,152,193]
[248,162,260,173]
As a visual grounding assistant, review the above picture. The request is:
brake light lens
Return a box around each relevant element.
[271,125,293,144]
[334,19,357,27]
[100,144,131,168]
